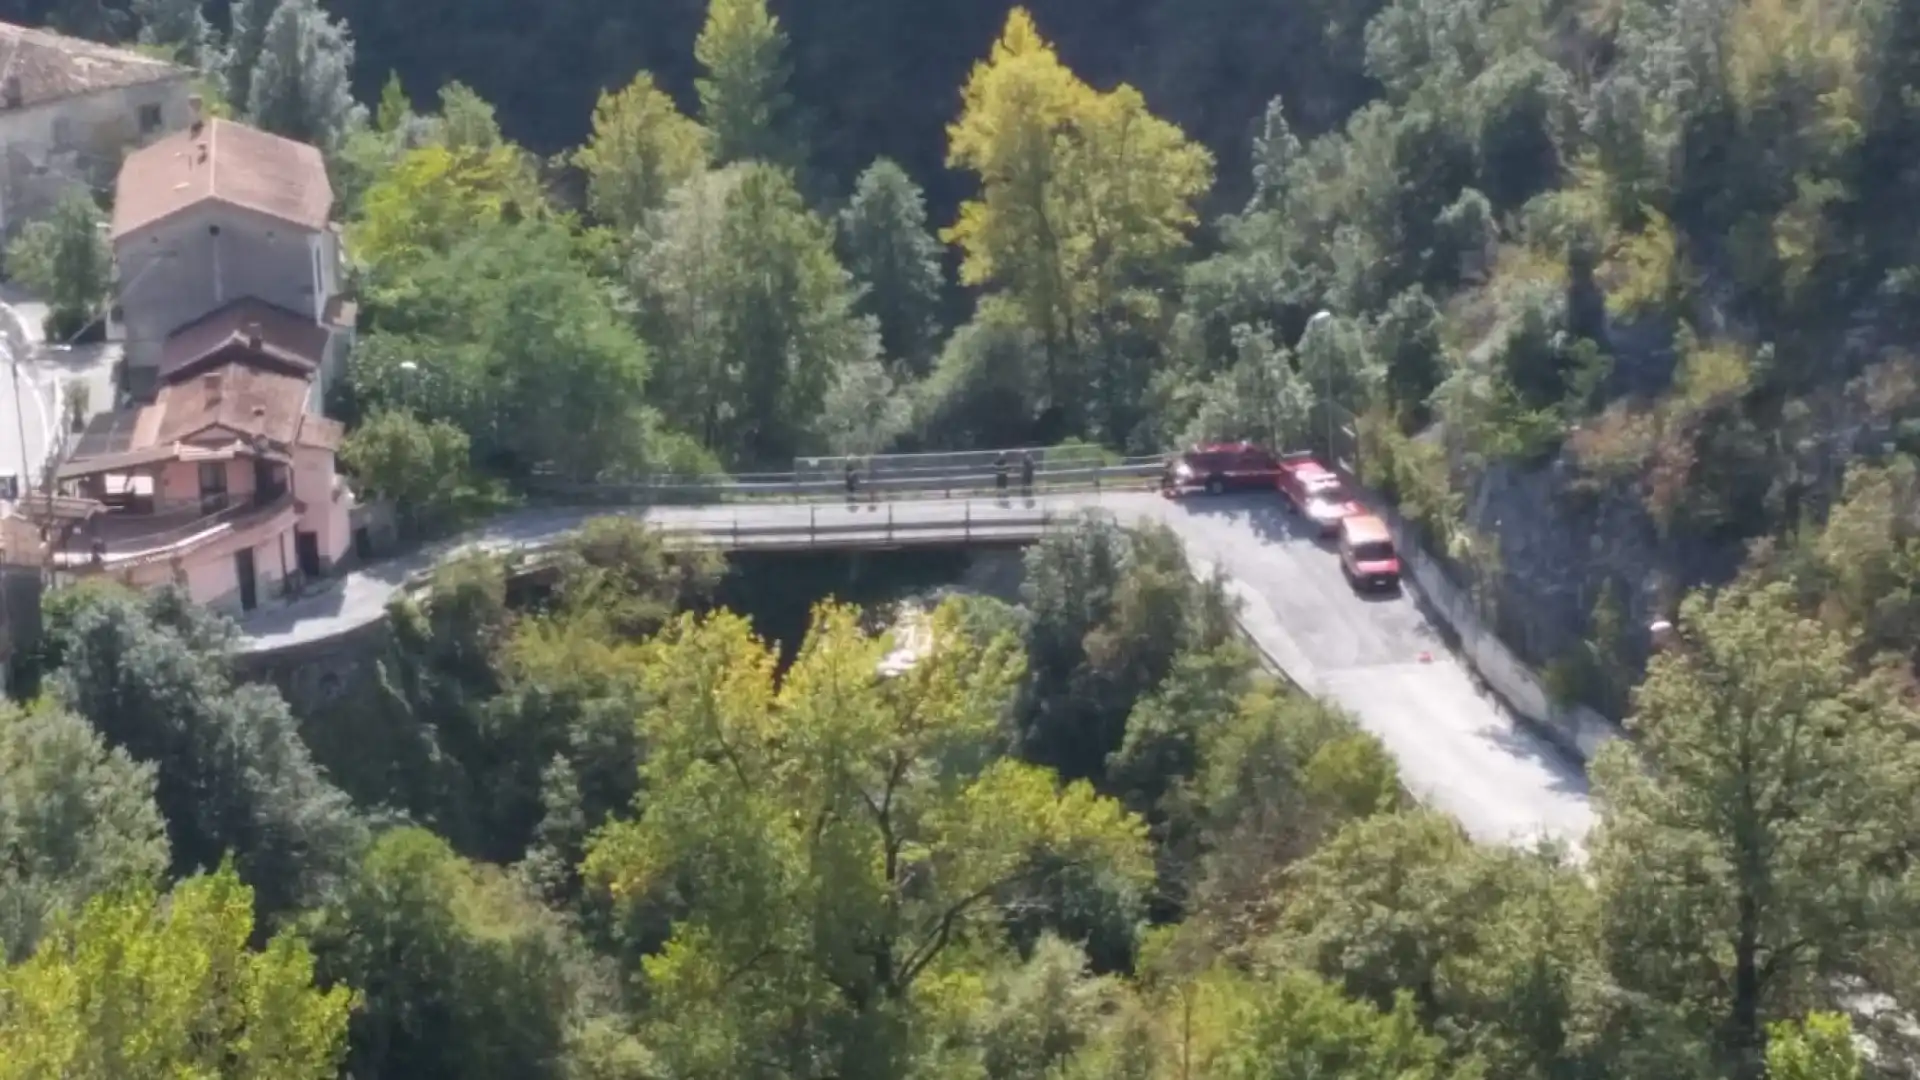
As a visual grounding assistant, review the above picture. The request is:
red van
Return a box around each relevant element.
[1338,514,1402,592]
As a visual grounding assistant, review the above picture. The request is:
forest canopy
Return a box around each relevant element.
[7,0,1920,1074]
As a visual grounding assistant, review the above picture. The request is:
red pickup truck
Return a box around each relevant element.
[1277,454,1363,536]
[1162,442,1283,496]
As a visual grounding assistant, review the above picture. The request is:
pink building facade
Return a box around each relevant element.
[25,115,357,615]
[36,309,352,613]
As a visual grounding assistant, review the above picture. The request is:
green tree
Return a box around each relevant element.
[308,828,579,1080]
[247,0,364,151]
[133,0,214,66]
[694,0,800,167]
[628,162,877,464]
[431,81,506,150]
[1018,517,1239,782]
[1177,687,1399,922]
[1766,1013,1861,1080]
[355,218,657,479]
[46,0,127,42]
[223,0,281,116]
[6,189,111,343]
[818,356,911,455]
[1188,968,1461,1080]
[945,8,1213,438]
[0,865,353,1079]
[1274,810,1612,1076]
[350,141,544,283]
[1372,287,1446,429]
[1591,580,1920,1080]
[1177,322,1315,449]
[0,702,168,962]
[49,585,365,921]
[584,602,1150,1078]
[338,409,478,537]
[839,159,946,377]
[573,71,711,233]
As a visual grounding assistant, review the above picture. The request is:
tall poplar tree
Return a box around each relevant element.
[223,0,280,115]
[839,158,945,377]
[945,8,1213,439]
[693,0,801,168]
[573,71,711,232]
[248,0,363,151]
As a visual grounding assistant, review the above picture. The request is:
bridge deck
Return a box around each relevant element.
[238,490,1593,850]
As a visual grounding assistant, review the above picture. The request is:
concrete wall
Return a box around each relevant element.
[155,451,266,506]
[1377,505,1624,763]
[292,443,350,566]
[234,610,390,715]
[98,504,298,614]
[0,76,191,238]
[116,202,338,388]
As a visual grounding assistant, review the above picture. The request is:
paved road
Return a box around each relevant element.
[0,300,53,498]
[238,490,1594,850]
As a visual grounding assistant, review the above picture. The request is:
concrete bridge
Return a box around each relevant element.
[239,477,1599,853]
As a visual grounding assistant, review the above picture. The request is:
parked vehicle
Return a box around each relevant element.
[1276,454,1363,535]
[1338,514,1402,592]
[1161,442,1282,497]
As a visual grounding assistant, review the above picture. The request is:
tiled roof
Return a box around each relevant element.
[112,117,332,238]
[159,298,328,381]
[0,21,186,110]
[151,360,311,447]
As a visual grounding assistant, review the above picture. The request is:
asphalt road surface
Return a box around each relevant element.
[239,489,1595,850]
[0,343,52,498]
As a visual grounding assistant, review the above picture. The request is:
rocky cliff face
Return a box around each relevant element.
[1447,308,1920,712]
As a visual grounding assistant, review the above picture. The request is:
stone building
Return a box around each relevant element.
[111,110,351,401]
[0,20,192,238]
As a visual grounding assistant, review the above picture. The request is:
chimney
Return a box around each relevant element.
[245,321,262,351]
[3,77,20,109]
[188,94,203,134]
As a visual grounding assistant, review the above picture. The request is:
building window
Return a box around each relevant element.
[198,462,228,510]
[137,103,163,134]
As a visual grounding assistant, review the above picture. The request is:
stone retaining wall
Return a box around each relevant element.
[1378,507,1623,763]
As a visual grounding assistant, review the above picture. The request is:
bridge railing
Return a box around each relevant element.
[529,455,1167,505]
[406,502,1081,595]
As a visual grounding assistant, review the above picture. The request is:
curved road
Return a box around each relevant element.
[239,490,1594,850]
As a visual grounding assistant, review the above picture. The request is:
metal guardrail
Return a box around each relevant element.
[531,458,1166,505]
[399,504,1078,597]
[648,505,1064,548]
[52,490,297,570]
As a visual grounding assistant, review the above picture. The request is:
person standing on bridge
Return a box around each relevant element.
[1019,450,1035,499]
[844,458,859,505]
[994,451,1010,502]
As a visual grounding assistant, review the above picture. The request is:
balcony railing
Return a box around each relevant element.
[53,488,296,570]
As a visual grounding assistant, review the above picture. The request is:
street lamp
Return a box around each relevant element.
[396,361,419,411]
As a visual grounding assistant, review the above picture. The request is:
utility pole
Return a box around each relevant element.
[8,345,25,508]
[1303,309,1333,458]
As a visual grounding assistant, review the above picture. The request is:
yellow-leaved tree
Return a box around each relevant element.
[944,7,1213,437]
[0,865,354,1079]
[350,141,541,278]
[572,71,712,233]
[584,600,1151,1077]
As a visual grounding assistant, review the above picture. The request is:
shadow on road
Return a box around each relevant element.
[1169,491,1323,546]
[1477,721,1592,799]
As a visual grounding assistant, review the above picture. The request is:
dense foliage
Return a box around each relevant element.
[10,0,1920,1072]
[1,510,1901,1078]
